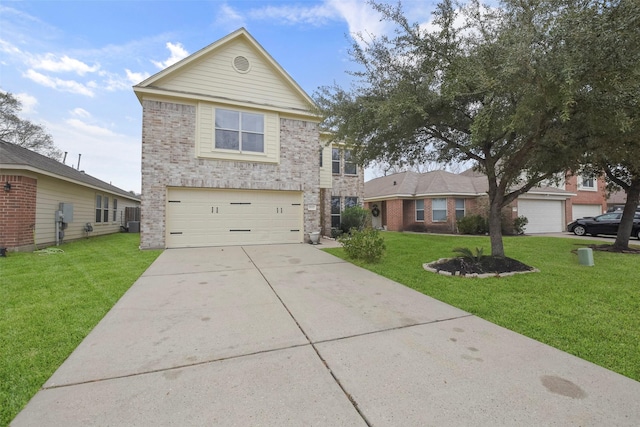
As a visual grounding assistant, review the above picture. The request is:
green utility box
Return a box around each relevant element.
[577,248,594,266]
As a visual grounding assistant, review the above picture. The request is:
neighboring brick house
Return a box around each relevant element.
[0,140,140,251]
[364,170,606,234]
[133,28,363,249]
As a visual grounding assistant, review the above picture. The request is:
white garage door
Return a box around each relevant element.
[517,199,564,233]
[166,188,303,248]
[572,204,602,220]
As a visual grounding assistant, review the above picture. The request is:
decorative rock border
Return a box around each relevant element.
[423,258,540,278]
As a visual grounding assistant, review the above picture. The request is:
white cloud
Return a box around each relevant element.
[214,3,246,30]
[65,118,116,137]
[15,92,38,114]
[28,53,100,75]
[70,108,91,118]
[24,69,95,97]
[326,0,392,38]
[0,38,22,55]
[249,3,338,26]
[151,42,189,69]
[125,69,150,85]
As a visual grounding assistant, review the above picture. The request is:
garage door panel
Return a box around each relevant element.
[166,188,303,248]
[518,199,564,233]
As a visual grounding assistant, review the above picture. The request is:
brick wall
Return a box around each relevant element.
[140,100,321,248]
[564,174,607,223]
[0,175,37,250]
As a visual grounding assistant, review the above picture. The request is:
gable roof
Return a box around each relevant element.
[0,140,139,201]
[365,170,488,200]
[365,169,575,200]
[133,28,316,117]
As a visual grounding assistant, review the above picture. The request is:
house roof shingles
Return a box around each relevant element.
[365,169,574,200]
[0,140,139,200]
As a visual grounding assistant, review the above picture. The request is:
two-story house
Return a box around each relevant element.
[134,28,363,249]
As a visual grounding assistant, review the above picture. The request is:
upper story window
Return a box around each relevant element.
[579,175,596,191]
[344,150,357,175]
[332,148,341,174]
[215,108,264,153]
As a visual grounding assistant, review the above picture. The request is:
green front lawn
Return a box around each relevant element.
[0,234,162,426]
[325,232,640,382]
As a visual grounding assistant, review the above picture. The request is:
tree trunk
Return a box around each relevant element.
[489,198,506,258]
[612,177,640,251]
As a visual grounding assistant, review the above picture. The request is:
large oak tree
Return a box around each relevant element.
[315,0,581,257]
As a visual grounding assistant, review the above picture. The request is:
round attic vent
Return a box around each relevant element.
[233,56,251,73]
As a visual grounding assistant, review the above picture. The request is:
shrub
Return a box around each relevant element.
[513,216,528,235]
[453,247,485,262]
[340,206,370,233]
[331,228,344,239]
[339,227,386,263]
[457,214,489,235]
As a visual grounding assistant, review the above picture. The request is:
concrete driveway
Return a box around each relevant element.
[12,243,640,426]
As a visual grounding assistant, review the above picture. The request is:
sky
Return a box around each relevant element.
[0,0,440,193]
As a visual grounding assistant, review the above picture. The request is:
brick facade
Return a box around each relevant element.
[564,174,607,223]
[140,100,321,249]
[320,163,364,235]
[0,175,37,249]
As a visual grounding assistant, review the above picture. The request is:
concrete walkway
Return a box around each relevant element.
[12,243,640,426]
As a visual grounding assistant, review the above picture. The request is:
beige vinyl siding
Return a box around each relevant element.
[34,175,139,247]
[319,145,332,189]
[196,102,280,163]
[155,39,310,112]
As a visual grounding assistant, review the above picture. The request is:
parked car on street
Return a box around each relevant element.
[567,213,640,239]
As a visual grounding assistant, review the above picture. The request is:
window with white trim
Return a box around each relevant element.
[579,175,596,191]
[113,199,118,222]
[95,195,102,223]
[345,196,358,209]
[215,108,264,153]
[432,198,447,222]
[455,199,465,220]
[416,200,425,221]
[103,197,109,223]
[331,196,341,228]
[332,148,340,174]
[344,150,357,175]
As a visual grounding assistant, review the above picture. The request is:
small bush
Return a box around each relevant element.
[339,227,386,263]
[453,247,485,262]
[331,228,344,239]
[457,215,489,235]
[513,216,528,235]
[340,206,370,233]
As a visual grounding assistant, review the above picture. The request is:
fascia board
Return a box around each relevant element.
[134,87,319,122]
[0,165,140,202]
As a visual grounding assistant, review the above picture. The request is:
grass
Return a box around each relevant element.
[325,232,640,382]
[0,233,162,426]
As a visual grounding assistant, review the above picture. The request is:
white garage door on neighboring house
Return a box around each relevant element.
[517,199,564,234]
[572,204,602,220]
[166,188,303,248]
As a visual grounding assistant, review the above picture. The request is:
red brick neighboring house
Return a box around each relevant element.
[364,170,606,234]
[0,141,140,251]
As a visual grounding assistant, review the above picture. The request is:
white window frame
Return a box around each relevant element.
[331,196,341,228]
[579,175,596,191]
[455,198,465,220]
[214,108,265,153]
[416,199,425,221]
[332,148,341,174]
[432,198,447,222]
[344,150,357,175]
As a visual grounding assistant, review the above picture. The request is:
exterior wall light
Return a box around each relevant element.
[3,182,11,192]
